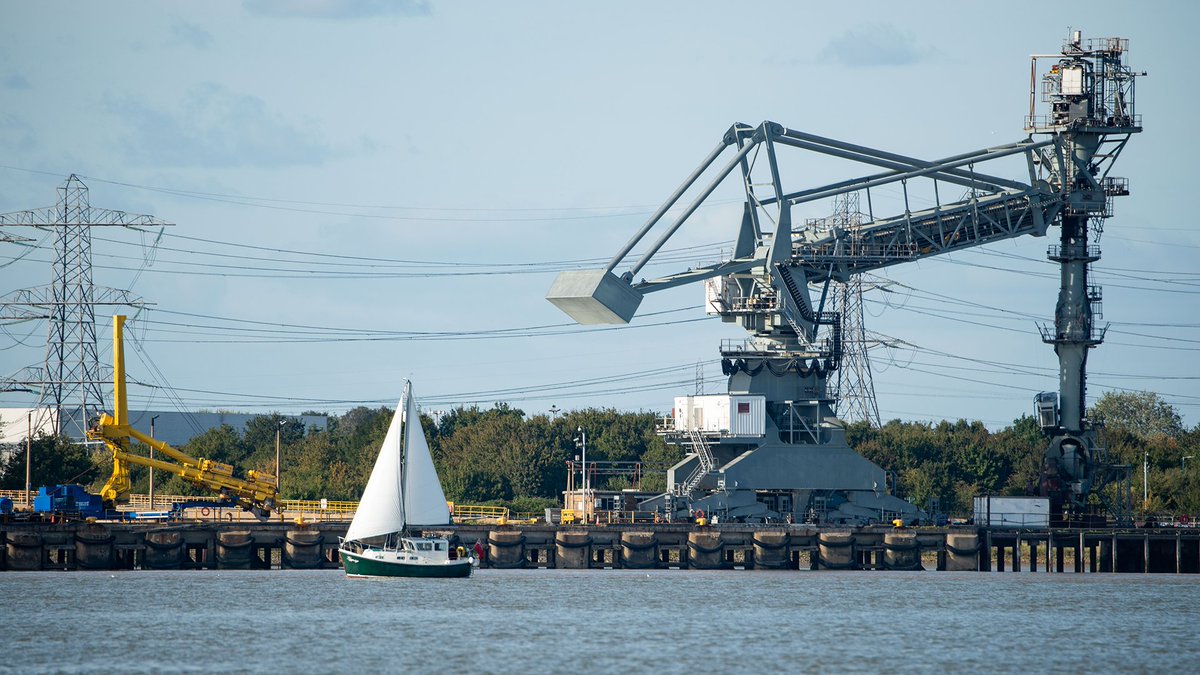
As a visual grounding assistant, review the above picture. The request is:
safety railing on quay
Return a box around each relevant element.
[0,489,33,507]
[451,504,511,524]
[548,510,662,526]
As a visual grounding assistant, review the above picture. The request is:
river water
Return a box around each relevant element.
[2,569,1197,673]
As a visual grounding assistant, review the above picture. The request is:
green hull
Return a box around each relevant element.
[339,549,473,578]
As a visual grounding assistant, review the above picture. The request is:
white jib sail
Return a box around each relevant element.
[344,398,406,542]
[402,387,452,526]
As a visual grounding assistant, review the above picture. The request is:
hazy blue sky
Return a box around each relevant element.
[1,0,1196,429]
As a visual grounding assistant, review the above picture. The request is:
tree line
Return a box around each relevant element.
[2,391,1198,517]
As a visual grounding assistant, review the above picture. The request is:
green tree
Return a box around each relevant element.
[1091,391,1183,439]
[0,434,103,490]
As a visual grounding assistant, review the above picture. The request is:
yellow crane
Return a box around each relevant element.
[88,315,279,517]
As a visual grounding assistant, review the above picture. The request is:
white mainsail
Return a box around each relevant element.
[402,388,451,526]
[344,383,449,542]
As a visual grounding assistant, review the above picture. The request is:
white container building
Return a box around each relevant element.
[673,395,766,437]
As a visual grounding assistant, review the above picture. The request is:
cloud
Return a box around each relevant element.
[817,23,934,67]
[107,83,333,168]
[242,0,431,19]
[4,74,30,90]
[171,21,214,49]
[0,113,36,153]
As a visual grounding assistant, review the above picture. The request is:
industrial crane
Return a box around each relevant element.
[88,315,279,517]
[547,32,1141,525]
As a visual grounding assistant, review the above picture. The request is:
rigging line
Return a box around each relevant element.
[898,340,1199,381]
[1106,234,1200,250]
[862,297,1038,324]
[10,247,725,280]
[127,372,701,408]
[872,301,1200,352]
[80,187,651,223]
[138,230,732,268]
[125,332,205,436]
[874,408,1017,426]
[895,357,1054,379]
[93,231,730,271]
[131,305,700,336]
[79,245,716,276]
[0,254,580,280]
[127,361,703,402]
[126,227,163,289]
[69,177,733,224]
[1107,328,1200,345]
[122,376,699,410]
[72,169,742,214]
[20,236,719,278]
[0,319,44,350]
[1093,268,1200,288]
[924,254,1200,294]
[125,326,206,434]
[896,344,1053,379]
[931,246,1200,290]
[1109,321,1200,328]
[871,276,1200,329]
[0,229,52,268]
[874,303,1033,336]
[125,317,711,344]
[881,344,1200,402]
[884,361,1041,394]
[1086,382,1200,403]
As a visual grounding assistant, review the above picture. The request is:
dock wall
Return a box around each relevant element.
[2,522,1198,573]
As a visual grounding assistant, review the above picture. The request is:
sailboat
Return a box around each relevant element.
[338,382,473,578]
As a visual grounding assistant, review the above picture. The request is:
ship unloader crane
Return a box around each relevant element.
[548,32,1141,525]
[88,315,279,517]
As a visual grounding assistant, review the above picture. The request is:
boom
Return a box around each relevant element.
[88,316,279,516]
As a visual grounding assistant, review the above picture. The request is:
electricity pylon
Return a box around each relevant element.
[0,175,170,439]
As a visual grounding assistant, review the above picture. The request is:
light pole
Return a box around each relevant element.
[149,415,159,509]
[575,426,588,522]
[25,411,32,509]
[549,405,560,420]
[1143,451,1149,506]
[276,419,286,498]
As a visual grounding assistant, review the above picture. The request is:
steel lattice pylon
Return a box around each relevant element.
[45,177,103,437]
[832,272,882,427]
[813,193,882,427]
[0,175,169,439]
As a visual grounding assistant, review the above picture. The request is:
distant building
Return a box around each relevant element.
[0,407,328,448]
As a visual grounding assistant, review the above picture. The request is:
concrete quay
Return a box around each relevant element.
[2,521,1198,572]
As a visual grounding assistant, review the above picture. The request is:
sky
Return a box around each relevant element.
[0,0,1197,430]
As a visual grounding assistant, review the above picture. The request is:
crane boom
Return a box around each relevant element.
[88,315,279,516]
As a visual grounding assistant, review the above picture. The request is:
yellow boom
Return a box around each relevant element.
[88,315,279,516]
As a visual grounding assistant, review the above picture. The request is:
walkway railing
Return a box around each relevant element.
[451,504,510,523]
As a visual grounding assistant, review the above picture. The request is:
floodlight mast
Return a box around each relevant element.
[545,31,1141,525]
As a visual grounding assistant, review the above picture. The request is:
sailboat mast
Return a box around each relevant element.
[398,380,410,532]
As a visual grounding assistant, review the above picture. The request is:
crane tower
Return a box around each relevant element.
[1028,33,1142,521]
[547,32,1141,524]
